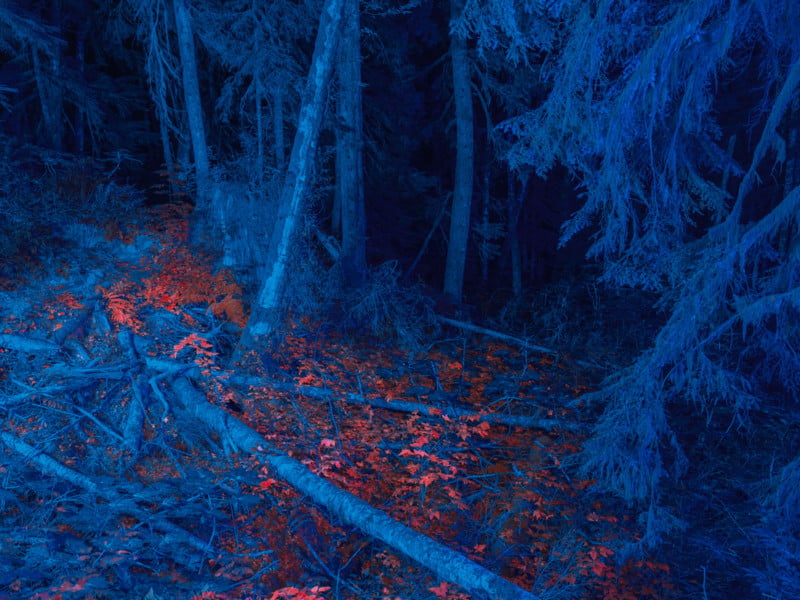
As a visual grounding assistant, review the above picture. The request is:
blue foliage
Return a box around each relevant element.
[747,457,800,600]
[464,0,800,593]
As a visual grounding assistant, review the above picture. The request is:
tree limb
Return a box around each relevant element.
[0,333,60,353]
[144,358,585,433]
[437,315,605,370]
[0,431,214,556]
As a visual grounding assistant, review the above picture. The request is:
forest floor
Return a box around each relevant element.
[0,203,681,600]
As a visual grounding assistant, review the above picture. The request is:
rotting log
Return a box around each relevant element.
[170,376,542,600]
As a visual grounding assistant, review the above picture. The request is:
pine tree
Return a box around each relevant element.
[467,0,800,588]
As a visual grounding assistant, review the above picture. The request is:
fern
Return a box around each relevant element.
[99,281,144,333]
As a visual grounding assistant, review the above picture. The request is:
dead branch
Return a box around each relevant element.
[43,362,133,381]
[312,225,340,261]
[170,376,541,600]
[437,315,605,370]
[337,390,585,433]
[0,431,213,556]
[0,333,60,353]
[72,405,125,442]
[123,375,148,454]
[0,431,100,493]
[145,356,584,432]
[4,378,103,406]
[217,371,586,434]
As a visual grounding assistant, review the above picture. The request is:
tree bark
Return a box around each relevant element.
[272,86,286,172]
[508,169,526,298]
[173,0,211,217]
[443,0,474,302]
[235,0,345,358]
[336,0,367,288]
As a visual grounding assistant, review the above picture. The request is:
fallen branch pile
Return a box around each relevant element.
[0,224,600,599]
[0,293,568,598]
[6,201,678,600]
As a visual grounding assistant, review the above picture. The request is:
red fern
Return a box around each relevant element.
[98,281,143,333]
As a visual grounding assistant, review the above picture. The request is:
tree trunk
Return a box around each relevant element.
[443,0,474,302]
[479,167,490,287]
[170,376,541,600]
[148,28,176,196]
[508,169,526,299]
[173,0,211,218]
[255,79,264,188]
[235,0,345,358]
[336,0,367,288]
[273,86,286,172]
[74,26,86,155]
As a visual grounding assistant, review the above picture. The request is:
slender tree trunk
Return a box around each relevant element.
[235,0,345,359]
[273,87,286,172]
[479,167,490,287]
[443,0,474,302]
[336,0,366,288]
[173,0,211,218]
[255,79,264,188]
[149,24,175,195]
[508,171,526,299]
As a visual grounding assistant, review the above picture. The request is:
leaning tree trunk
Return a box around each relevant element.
[173,0,211,226]
[234,0,345,359]
[443,0,474,303]
[335,0,367,288]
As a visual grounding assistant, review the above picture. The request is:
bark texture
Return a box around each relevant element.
[236,0,345,358]
[443,0,474,302]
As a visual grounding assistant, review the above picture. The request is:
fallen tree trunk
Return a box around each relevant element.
[170,376,541,600]
[437,315,605,370]
[144,359,584,434]
[0,333,60,353]
[320,387,585,433]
